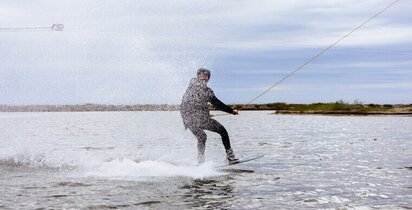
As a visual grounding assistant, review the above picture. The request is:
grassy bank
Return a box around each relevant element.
[231,101,412,115]
[1,101,411,115]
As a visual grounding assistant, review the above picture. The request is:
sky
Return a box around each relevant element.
[1,0,411,105]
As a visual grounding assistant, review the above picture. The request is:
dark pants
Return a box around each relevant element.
[188,118,231,162]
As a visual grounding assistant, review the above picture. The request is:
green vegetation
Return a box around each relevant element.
[234,100,412,115]
[1,101,411,115]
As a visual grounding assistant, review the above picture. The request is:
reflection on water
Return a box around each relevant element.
[181,178,235,209]
[0,111,411,209]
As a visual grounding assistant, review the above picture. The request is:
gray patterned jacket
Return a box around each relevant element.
[180,78,233,129]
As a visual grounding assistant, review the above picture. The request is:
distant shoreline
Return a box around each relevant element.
[0,104,180,112]
[1,102,411,115]
[234,102,412,115]
[273,111,412,116]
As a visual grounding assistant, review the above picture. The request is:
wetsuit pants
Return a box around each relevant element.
[188,118,231,162]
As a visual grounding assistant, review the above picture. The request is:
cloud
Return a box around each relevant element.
[305,60,412,72]
[0,0,410,104]
[215,86,287,93]
[349,82,412,90]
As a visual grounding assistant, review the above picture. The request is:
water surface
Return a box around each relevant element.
[0,111,411,209]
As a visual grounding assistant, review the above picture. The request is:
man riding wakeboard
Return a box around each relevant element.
[180,68,240,164]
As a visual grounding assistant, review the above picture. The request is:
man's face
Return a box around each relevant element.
[198,74,209,83]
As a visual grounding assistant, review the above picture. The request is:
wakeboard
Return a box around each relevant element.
[228,154,265,166]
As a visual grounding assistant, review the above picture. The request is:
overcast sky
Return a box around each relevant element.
[1,0,411,105]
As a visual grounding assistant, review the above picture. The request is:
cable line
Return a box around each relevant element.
[0,24,64,31]
[215,0,400,116]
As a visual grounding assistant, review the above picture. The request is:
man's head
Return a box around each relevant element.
[197,68,210,83]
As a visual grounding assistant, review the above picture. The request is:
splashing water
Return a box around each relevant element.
[1,111,411,209]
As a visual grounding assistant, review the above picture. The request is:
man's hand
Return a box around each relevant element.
[232,109,239,115]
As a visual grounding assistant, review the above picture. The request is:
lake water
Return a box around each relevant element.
[0,111,411,209]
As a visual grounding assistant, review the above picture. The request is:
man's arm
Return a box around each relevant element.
[210,95,237,115]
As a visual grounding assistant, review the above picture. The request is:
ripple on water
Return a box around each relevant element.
[0,112,411,209]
